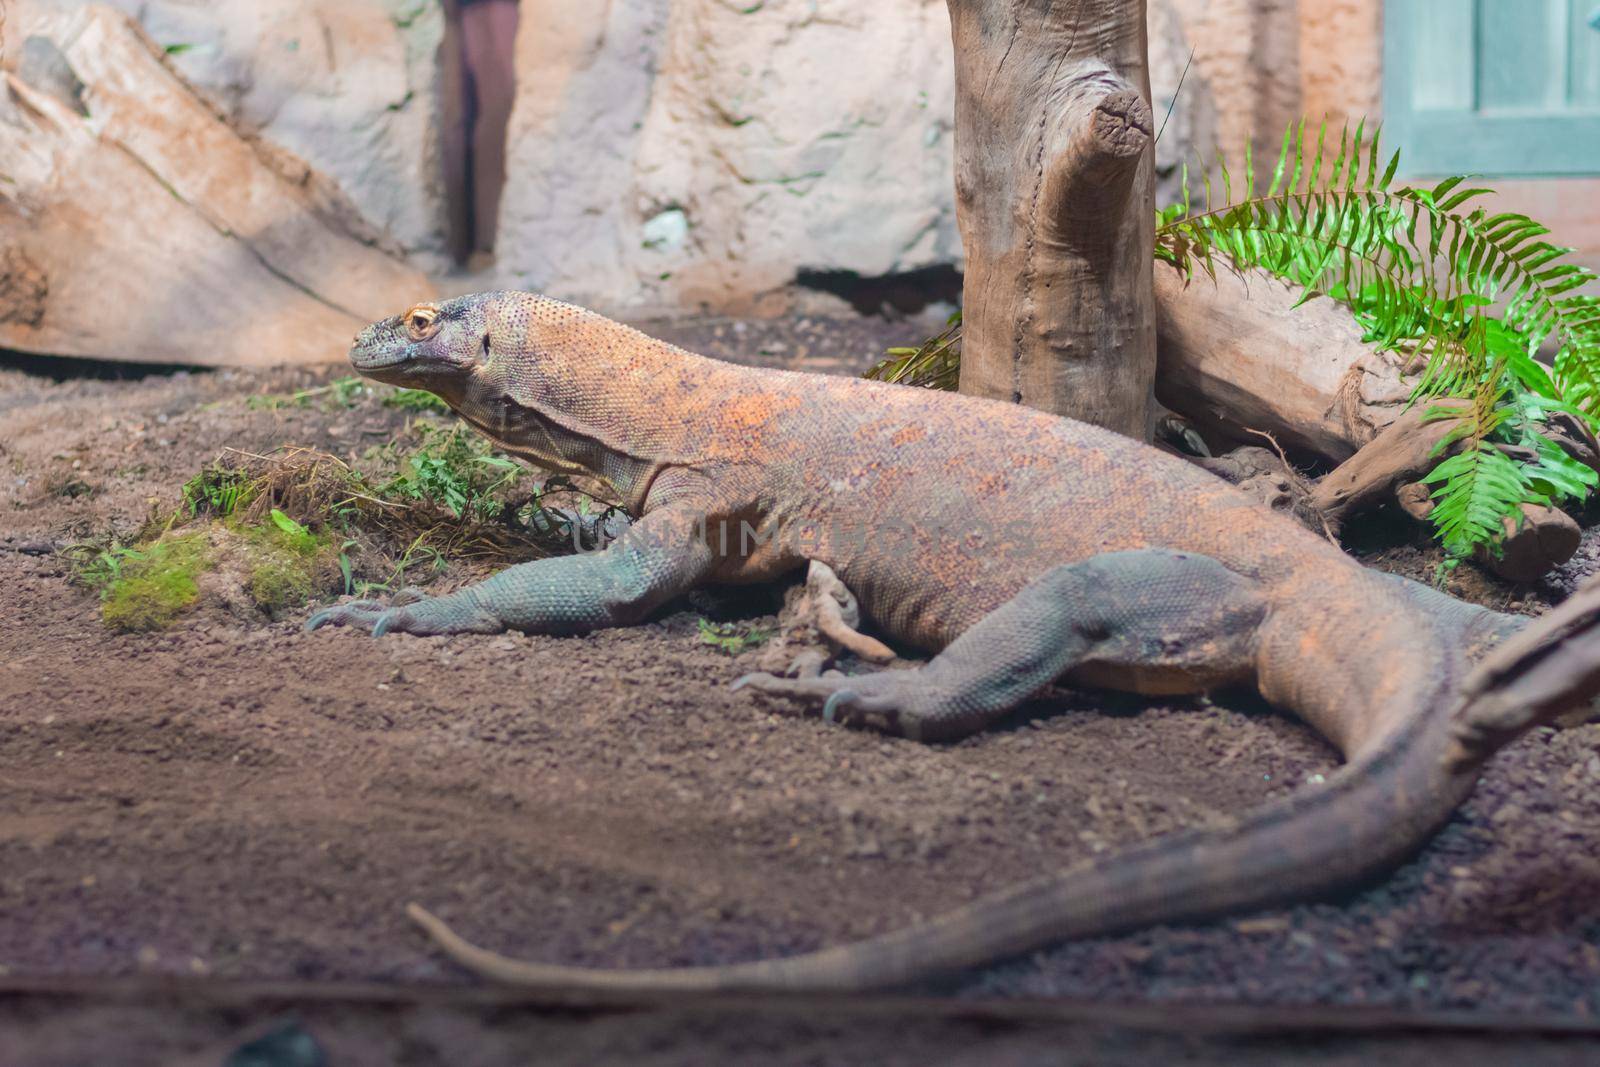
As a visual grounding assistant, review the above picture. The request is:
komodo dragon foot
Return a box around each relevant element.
[305,585,503,637]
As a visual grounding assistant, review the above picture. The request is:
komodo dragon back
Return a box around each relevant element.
[322,291,1600,994]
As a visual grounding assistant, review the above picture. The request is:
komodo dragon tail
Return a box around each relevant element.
[407,581,1600,995]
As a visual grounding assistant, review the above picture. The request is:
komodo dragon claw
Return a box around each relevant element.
[823,689,862,723]
[733,671,861,725]
[304,585,501,637]
[731,668,923,734]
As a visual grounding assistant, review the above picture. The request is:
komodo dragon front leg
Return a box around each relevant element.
[306,489,718,638]
[737,549,1267,741]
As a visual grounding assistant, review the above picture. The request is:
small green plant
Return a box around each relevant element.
[63,540,144,593]
[362,536,449,597]
[85,533,213,632]
[182,464,256,518]
[866,310,962,391]
[697,618,773,654]
[336,537,361,596]
[379,424,526,520]
[247,376,370,412]
[267,508,318,551]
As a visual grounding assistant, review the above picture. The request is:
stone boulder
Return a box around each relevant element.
[79,0,449,265]
[494,0,962,315]
[0,4,433,366]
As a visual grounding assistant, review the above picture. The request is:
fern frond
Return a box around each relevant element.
[1155,119,1600,560]
[1423,444,1532,558]
[864,311,962,390]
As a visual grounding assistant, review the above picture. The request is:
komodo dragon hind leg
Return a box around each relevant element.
[1376,571,1530,662]
[734,549,1267,741]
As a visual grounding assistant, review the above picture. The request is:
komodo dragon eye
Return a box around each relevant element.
[404,305,440,340]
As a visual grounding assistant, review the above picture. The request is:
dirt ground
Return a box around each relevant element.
[3,314,1600,1065]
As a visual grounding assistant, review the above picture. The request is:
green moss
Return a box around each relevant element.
[244,510,332,617]
[253,508,322,557]
[83,509,339,628]
[100,533,212,632]
[247,557,314,616]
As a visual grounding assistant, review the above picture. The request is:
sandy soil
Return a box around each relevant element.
[3,315,1600,1064]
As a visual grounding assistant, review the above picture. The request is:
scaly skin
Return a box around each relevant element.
[308,291,1600,994]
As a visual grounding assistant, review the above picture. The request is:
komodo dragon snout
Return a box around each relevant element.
[306,290,1600,995]
[349,301,478,380]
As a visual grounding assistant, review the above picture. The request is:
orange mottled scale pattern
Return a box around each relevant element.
[376,291,1454,755]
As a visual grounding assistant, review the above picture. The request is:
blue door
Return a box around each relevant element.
[1383,0,1600,175]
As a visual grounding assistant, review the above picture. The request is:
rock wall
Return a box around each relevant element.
[4,0,1392,318]
[22,0,451,265]
[493,0,961,315]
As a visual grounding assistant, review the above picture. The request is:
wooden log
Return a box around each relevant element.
[1153,262,1413,461]
[1308,403,1464,528]
[1158,265,1590,582]
[947,0,1156,438]
[1396,483,1582,584]
[0,6,432,367]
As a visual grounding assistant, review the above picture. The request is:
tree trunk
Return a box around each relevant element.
[947,0,1156,438]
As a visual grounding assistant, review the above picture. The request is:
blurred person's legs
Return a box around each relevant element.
[440,2,473,264]
[458,0,519,267]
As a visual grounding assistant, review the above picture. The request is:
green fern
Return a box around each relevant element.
[1161,120,1600,563]
[864,310,962,390]
[872,119,1600,564]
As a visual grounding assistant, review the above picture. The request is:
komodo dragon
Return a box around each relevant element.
[307,290,1600,994]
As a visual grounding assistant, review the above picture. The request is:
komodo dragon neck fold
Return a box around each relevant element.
[308,290,1600,995]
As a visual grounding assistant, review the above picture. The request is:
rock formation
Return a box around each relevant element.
[0,4,434,366]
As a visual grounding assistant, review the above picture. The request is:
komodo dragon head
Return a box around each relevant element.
[346,290,692,498]
[349,294,493,390]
